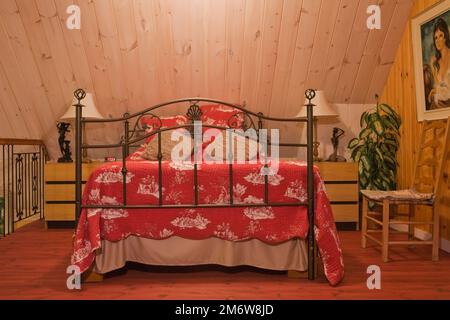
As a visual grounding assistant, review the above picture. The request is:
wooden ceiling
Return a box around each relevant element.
[0,0,413,157]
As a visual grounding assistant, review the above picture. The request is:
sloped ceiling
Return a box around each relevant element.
[0,0,413,158]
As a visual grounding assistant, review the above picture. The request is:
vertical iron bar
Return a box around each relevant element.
[15,155,18,222]
[75,89,85,225]
[26,154,29,218]
[227,129,233,204]
[123,115,130,206]
[194,163,198,205]
[2,145,5,237]
[229,163,233,205]
[15,154,20,222]
[157,131,163,206]
[40,145,44,220]
[32,153,37,216]
[29,154,32,217]
[11,145,14,233]
[7,145,10,234]
[122,141,127,206]
[306,89,316,280]
[124,114,130,158]
[264,164,269,204]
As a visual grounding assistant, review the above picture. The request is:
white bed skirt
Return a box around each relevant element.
[94,236,308,274]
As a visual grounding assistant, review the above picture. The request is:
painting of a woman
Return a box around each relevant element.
[413,1,450,121]
[425,18,450,110]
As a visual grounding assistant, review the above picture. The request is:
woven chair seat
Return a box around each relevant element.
[360,189,434,204]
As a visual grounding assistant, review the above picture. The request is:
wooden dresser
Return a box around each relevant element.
[315,162,360,230]
[44,162,103,227]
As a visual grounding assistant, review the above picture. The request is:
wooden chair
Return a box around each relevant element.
[361,117,450,262]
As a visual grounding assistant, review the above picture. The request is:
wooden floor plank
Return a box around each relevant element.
[0,221,449,299]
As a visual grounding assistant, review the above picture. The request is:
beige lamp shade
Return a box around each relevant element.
[296,90,338,118]
[60,93,104,120]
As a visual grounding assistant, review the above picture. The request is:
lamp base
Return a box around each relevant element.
[82,157,92,164]
[82,147,92,163]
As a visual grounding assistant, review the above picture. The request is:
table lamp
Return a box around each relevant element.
[296,90,338,161]
[60,92,104,163]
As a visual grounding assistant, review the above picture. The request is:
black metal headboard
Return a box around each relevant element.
[72,89,317,280]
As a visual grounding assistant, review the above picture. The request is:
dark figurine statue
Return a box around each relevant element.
[57,122,73,163]
[327,127,346,162]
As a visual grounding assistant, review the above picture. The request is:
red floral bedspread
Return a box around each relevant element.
[71,160,344,285]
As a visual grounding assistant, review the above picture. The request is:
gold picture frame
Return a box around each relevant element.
[412,0,450,121]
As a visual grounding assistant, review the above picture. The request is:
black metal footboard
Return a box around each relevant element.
[73,89,316,279]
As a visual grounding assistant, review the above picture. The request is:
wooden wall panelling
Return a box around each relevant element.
[76,0,120,157]
[0,0,416,160]
[0,68,30,138]
[267,0,304,118]
[276,0,319,156]
[0,99,16,137]
[380,0,450,240]
[112,0,142,111]
[304,0,341,90]
[133,0,162,113]
[253,0,283,116]
[76,0,114,115]
[332,0,373,103]
[35,0,77,104]
[93,0,128,112]
[265,0,306,157]
[51,0,107,159]
[0,1,47,139]
[0,0,56,134]
[284,0,322,118]
[365,0,414,102]
[239,0,265,113]
[205,0,227,100]
[350,0,396,103]
[170,0,193,107]
[15,0,69,154]
[52,0,94,92]
[224,0,245,103]
[188,0,207,100]
[322,0,360,102]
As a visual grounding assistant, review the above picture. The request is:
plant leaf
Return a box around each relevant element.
[360,112,368,128]
[361,155,371,172]
[352,146,363,162]
[371,119,385,136]
[379,103,396,116]
[359,128,372,140]
[348,138,360,149]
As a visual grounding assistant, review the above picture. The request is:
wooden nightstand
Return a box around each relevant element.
[315,162,360,230]
[44,162,104,228]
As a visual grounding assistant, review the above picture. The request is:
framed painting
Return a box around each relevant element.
[412,0,450,121]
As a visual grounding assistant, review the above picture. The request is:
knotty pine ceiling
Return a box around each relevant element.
[0,0,413,158]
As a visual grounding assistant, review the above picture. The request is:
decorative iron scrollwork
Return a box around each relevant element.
[129,112,163,140]
[15,154,24,221]
[227,111,257,131]
[186,102,203,122]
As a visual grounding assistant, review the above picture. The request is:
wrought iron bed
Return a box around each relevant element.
[73,88,318,280]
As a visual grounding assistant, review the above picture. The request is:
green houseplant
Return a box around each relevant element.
[348,96,401,193]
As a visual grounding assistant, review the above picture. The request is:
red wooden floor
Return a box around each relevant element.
[0,220,449,299]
